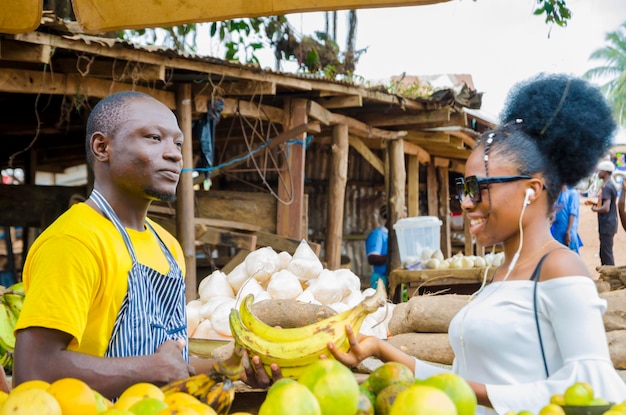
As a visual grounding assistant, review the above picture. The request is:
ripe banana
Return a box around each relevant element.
[229,281,387,379]
[161,344,244,415]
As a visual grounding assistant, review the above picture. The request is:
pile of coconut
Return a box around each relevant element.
[186,240,394,341]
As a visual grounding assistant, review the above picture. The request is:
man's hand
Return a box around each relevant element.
[153,339,195,385]
[240,353,282,389]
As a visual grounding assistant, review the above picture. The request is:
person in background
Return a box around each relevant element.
[365,204,388,289]
[329,73,626,414]
[618,179,626,232]
[13,91,274,399]
[550,185,583,253]
[586,160,618,265]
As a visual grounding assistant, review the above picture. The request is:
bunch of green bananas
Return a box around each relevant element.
[0,281,25,372]
[229,281,388,379]
[161,344,245,415]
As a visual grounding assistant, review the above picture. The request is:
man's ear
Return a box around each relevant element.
[90,132,109,162]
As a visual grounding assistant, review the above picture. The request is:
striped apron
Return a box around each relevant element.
[89,189,188,361]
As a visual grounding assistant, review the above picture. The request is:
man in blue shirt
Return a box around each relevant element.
[551,185,583,253]
[365,205,388,289]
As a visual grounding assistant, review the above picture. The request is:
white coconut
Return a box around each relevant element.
[277,251,292,271]
[198,270,234,303]
[288,240,323,281]
[200,295,235,320]
[332,268,361,298]
[186,300,203,336]
[307,269,343,305]
[190,319,214,339]
[266,269,304,300]
[244,246,280,283]
[295,288,319,304]
[234,277,267,309]
[210,300,236,337]
[226,262,250,293]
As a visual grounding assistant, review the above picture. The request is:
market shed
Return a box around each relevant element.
[0,19,495,299]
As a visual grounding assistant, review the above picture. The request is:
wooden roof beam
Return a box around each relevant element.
[0,67,175,106]
[362,109,450,127]
[317,94,362,109]
[348,135,384,175]
[194,80,277,96]
[53,57,166,81]
[316,83,426,111]
[330,113,407,140]
[194,97,284,124]
[13,32,314,91]
[0,38,51,64]
[403,141,430,164]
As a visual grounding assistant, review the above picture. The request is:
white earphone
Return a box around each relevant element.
[523,188,535,206]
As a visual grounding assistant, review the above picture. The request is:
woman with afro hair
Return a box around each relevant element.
[328,73,626,414]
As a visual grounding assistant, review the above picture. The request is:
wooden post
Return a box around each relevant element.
[325,124,348,270]
[387,138,406,276]
[277,98,307,240]
[427,162,438,217]
[407,154,419,217]
[435,157,451,258]
[175,83,197,303]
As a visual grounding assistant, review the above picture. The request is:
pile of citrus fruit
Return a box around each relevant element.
[506,381,626,415]
[259,359,476,415]
[0,377,230,415]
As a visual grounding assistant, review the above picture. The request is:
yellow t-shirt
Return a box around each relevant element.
[16,203,186,357]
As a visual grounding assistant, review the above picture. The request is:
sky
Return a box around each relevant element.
[278,0,625,118]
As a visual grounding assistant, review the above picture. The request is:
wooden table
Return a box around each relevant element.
[388,267,496,302]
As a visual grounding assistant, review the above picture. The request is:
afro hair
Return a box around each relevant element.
[499,73,616,187]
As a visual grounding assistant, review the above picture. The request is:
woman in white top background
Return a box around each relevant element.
[328,73,626,414]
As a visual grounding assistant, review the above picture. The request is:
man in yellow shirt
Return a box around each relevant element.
[13,91,276,399]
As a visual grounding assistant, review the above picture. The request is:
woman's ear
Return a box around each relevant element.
[90,132,109,162]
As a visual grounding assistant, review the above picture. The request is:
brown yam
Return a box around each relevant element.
[607,330,626,369]
[600,293,626,331]
[388,294,470,335]
[249,299,337,328]
[386,332,454,365]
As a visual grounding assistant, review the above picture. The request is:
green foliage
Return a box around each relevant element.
[533,0,572,27]
[583,22,626,126]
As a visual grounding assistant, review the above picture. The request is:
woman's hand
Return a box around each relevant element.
[327,325,379,368]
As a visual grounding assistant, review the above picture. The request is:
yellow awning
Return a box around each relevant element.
[0,0,42,34]
[1,0,449,34]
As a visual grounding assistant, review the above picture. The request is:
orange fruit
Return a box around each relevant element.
[297,359,359,415]
[389,385,456,415]
[367,362,414,395]
[47,377,98,415]
[11,379,51,393]
[356,391,375,415]
[0,388,62,415]
[119,383,165,402]
[539,403,566,415]
[419,373,477,415]
[564,382,594,406]
[163,392,203,407]
[113,395,143,411]
[551,394,566,406]
[156,406,197,415]
[258,378,321,415]
[375,383,412,415]
[127,397,168,414]
[185,403,217,415]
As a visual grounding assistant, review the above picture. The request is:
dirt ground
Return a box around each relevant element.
[577,194,626,278]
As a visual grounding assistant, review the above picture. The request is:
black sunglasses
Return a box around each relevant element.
[455,175,532,204]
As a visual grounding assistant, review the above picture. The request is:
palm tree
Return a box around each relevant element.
[584,22,626,126]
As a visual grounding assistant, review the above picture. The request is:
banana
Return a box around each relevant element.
[204,378,235,415]
[161,344,244,415]
[2,289,24,322]
[229,281,387,379]
[0,302,16,354]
